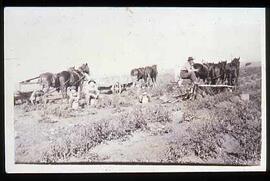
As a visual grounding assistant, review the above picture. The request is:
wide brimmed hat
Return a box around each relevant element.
[188,57,194,61]
[88,79,96,84]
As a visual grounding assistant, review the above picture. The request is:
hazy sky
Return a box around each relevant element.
[4,7,265,83]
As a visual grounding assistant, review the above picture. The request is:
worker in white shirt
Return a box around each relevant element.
[178,57,199,86]
[29,89,45,105]
[67,86,80,109]
[83,79,100,106]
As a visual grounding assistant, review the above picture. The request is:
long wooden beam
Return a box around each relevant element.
[198,84,235,88]
[19,82,39,85]
[19,76,40,83]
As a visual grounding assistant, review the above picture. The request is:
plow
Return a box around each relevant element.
[167,80,236,102]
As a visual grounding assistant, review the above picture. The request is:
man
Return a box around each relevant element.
[83,79,100,106]
[29,89,45,105]
[177,57,199,86]
[67,86,80,109]
[139,92,151,104]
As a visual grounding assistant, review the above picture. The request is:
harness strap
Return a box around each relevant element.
[71,69,83,79]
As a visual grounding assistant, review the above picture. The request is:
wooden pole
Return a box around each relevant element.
[20,82,39,85]
[19,76,40,83]
[198,84,235,88]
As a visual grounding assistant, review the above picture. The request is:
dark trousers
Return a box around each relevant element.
[180,70,197,82]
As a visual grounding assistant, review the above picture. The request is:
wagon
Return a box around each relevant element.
[15,77,54,105]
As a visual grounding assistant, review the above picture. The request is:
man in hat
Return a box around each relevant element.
[177,57,199,86]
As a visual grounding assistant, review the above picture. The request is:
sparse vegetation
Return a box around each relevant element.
[163,66,262,165]
[15,66,262,165]
[37,104,172,163]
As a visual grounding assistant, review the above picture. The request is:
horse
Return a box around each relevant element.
[38,72,60,93]
[131,67,145,87]
[208,62,226,85]
[225,57,240,86]
[193,63,211,84]
[218,61,227,83]
[231,57,240,78]
[225,63,237,86]
[57,63,90,99]
[144,65,158,87]
[131,65,158,87]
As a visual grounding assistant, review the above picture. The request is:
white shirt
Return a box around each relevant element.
[180,61,194,71]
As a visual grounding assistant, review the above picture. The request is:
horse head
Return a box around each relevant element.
[68,66,76,72]
[232,57,240,64]
[131,69,138,76]
[218,61,227,69]
[79,63,90,75]
[152,65,157,71]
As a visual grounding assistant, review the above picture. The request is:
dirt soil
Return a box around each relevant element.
[14,65,262,165]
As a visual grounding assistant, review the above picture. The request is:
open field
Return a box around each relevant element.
[14,64,262,165]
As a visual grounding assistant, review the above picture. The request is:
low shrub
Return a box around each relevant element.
[39,103,173,163]
[164,86,261,165]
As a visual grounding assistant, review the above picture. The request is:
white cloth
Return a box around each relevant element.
[180,61,194,72]
[82,81,100,99]
[83,73,91,82]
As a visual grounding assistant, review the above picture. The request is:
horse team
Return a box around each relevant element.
[192,57,240,86]
[28,63,92,105]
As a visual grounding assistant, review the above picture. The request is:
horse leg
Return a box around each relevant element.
[151,77,155,87]
[229,74,232,86]
[61,86,68,100]
[85,94,90,106]
[42,82,50,93]
[78,84,82,99]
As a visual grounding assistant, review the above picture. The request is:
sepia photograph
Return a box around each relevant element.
[4,7,266,173]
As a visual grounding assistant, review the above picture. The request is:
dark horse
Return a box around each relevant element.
[130,65,158,87]
[193,61,227,85]
[131,67,145,86]
[39,72,60,93]
[57,63,90,98]
[37,63,89,98]
[144,65,158,86]
[193,63,211,84]
[225,57,240,86]
[200,61,226,85]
